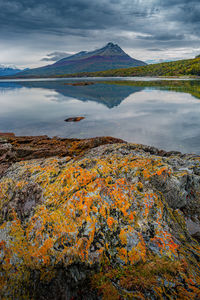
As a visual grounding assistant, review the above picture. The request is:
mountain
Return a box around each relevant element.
[0,65,23,76]
[63,56,200,78]
[17,43,147,77]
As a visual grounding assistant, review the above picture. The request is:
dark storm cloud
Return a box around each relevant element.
[0,0,200,66]
[139,33,185,41]
[0,0,152,35]
[157,0,200,35]
[0,0,199,44]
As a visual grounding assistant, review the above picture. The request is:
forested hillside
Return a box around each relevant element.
[56,57,200,78]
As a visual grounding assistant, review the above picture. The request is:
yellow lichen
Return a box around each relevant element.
[0,147,200,298]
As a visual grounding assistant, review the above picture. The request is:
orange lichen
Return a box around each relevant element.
[107,217,115,228]
[0,144,200,298]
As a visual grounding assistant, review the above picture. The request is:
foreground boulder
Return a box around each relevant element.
[0,141,200,299]
[0,135,124,177]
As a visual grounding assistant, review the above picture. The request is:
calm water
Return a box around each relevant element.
[0,78,200,154]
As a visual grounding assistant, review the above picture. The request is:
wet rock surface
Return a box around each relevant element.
[64,117,85,122]
[0,135,124,177]
[0,137,200,299]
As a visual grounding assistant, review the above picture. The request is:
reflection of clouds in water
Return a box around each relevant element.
[0,85,200,154]
[45,92,73,103]
[16,81,143,108]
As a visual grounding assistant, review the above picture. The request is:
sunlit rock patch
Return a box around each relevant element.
[0,143,200,299]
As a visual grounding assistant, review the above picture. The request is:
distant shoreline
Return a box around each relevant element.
[0,75,200,81]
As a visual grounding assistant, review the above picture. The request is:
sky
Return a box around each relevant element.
[0,0,200,68]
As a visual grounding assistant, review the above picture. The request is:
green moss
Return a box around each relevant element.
[92,256,188,299]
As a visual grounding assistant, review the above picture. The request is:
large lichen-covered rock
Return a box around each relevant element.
[0,142,200,299]
[0,135,124,177]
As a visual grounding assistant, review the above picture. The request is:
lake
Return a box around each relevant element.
[0,77,200,154]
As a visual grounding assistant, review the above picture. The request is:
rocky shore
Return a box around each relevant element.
[0,135,200,299]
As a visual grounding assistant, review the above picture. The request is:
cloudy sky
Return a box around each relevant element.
[1,0,200,68]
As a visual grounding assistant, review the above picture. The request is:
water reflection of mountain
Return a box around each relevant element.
[0,81,144,108]
[0,82,22,94]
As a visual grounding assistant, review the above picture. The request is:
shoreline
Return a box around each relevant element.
[0,75,200,81]
[0,134,125,176]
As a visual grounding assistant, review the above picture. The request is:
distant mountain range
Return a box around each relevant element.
[16,43,147,77]
[0,65,23,76]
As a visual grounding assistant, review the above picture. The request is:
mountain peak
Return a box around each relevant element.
[98,42,126,56]
[104,42,122,50]
[17,42,147,77]
[106,42,116,47]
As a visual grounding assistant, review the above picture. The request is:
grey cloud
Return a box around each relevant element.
[0,0,198,44]
[0,0,152,35]
[157,0,200,32]
[142,33,185,42]
[147,48,166,52]
[0,0,200,67]
[41,51,72,61]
